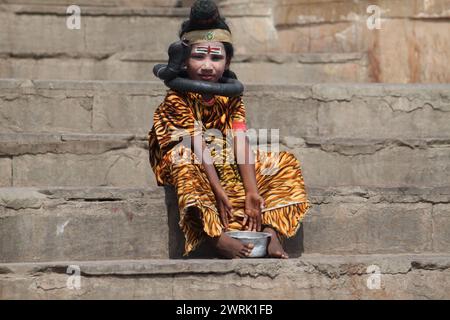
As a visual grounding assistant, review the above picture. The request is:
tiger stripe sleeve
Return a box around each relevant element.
[153,91,202,151]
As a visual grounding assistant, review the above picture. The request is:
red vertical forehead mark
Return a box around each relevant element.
[206,46,219,54]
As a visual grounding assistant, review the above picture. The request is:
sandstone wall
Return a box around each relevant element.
[270,0,450,82]
[0,0,448,82]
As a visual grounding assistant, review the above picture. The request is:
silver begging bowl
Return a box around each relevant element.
[225,231,272,258]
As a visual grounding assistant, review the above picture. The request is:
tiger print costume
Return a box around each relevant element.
[148,90,311,255]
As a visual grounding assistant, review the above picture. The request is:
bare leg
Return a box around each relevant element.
[263,226,289,259]
[208,233,254,259]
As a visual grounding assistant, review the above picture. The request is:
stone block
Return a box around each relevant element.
[0,188,47,210]
[243,88,318,138]
[0,6,276,56]
[1,81,449,140]
[371,18,450,83]
[0,57,100,81]
[303,202,433,254]
[4,133,450,189]
[1,255,450,299]
[293,145,450,189]
[0,190,168,262]
[0,11,183,56]
[412,20,450,83]
[432,204,450,252]
[373,19,415,83]
[1,186,448,263]
[92,94,163,134]
[235,60,368,83]
[317,95,450,139]
[227,16,279,54]
[0,55,370,83]
[0,157,12,187]
[0,90,93,133]
[273,0,365,25]
[0,133,136,156]
[0,187,194,262]
[276,22,365,54]
[12,147,155,187]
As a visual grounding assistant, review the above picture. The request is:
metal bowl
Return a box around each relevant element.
[225,231,272,258]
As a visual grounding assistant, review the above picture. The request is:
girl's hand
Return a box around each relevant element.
[167,40,190,72]
[243,192,265,232]
[214,188,233,230]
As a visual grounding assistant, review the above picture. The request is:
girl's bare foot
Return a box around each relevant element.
[209,233,254,259]
[263,227,289,259]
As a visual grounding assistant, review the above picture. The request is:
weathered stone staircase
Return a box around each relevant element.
[1,1,450,299]
[1,79,449,299]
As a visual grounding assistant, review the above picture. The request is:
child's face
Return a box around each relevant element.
[186,41,229,83]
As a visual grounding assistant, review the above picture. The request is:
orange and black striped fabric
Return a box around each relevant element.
[148,90,311,255]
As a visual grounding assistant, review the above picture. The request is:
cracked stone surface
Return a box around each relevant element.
[1,132,449,189]
[1,186,449,263]
[92,94,160,134]
[0,187,47,210]
[292,145,450,188]
[0,133,137,156]
[2,138,450,189]
[2,81,449,138]
[11,146,154,187]
[1,254,450,299]
[0,91,93,133]
[0,187,169,263]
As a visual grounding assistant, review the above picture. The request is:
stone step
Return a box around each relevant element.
[1,186,449,263]
[0,52,369,83]
[1,133,449,189]
[0,4,275,58]
[0,2,372,83]
[2,1,449,84]
[1,254,450,299]
[1,80,449,138]
[0,0,184,6]
[0,187,169,263]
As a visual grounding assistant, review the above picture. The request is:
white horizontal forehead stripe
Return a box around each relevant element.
[194,47,208,53]
[194,46,223,55]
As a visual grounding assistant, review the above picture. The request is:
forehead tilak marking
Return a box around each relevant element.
[194,45,222,55]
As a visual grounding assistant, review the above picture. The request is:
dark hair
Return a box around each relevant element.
[179,0,234,61]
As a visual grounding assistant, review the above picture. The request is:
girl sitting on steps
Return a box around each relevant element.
[148,0,311,259]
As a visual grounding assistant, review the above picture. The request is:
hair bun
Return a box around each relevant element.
[190,0,220,25]
[179,0,231,38]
